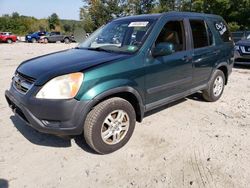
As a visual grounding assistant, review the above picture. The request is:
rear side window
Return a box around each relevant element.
[190,20,212,49]
[214,21,231,42]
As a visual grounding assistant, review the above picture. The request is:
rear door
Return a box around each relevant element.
[188,18,218,87]
[55,32,63,41]
[49,32,60,42]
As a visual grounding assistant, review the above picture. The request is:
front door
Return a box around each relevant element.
[145,18,193,109]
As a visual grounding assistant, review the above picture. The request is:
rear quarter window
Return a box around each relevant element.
[190,19,213,49]
[213,20,232,42]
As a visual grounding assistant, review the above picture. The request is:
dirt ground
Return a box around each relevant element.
[0,43,250,188]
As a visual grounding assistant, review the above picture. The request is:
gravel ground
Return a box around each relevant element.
[0,43,250,188]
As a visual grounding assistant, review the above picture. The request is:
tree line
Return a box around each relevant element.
[80,0,250,32]
[0,12,82,35]
[1,1,249,35]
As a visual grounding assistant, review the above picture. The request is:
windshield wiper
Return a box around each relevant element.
[87,47,114,53]
[75,46,113,52]
[75,46,132,54]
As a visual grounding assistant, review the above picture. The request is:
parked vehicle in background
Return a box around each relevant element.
[5,12,234,154]
[0,32,17,43]
[25,31,47,43]
[234,33,250,65]
[41,32,73,43]
[231,31,250,42]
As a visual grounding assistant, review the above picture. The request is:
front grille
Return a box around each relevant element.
[240,46,250,54]
[245,46,250,52]
[235,58,250,62]
[12,72,35,94]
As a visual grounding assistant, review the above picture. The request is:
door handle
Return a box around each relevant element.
[182,56,192,62]
[211,49,221,55]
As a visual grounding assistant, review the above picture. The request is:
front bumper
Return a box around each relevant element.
[234,50,250,65]
[5,84,91,135]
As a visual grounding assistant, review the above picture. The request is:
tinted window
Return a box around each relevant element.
[156,20,186,52]
[190,20,210,49]
[214,21,231,42]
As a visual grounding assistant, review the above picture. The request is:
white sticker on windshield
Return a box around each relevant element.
[128,21,149,27]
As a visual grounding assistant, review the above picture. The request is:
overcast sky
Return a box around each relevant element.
[0,0,83,20]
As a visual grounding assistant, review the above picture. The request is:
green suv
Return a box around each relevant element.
[5,12,234,154]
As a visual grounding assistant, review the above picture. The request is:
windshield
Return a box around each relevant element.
[78,20,155,53]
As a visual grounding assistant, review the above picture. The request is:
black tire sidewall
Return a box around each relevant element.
[88,99,136,154]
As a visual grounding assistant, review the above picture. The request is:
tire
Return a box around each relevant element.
[64,38,70,44]
[84,97,136,154]
[31,38,37,43]
[44,38,49,43]
[6,39,12,44]
[202,70,225,102]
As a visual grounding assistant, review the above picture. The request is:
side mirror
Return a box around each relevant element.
[152,42,175,57]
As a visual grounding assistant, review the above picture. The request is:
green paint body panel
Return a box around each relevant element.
[76,54,146,102]
[6,12,234,136]
[75,12,234,110]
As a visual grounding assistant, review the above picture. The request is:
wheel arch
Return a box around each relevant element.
[216,64,229,85]
[64,37,70,42]
[88,87,145,122]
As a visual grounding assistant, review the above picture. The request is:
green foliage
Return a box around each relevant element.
[61,19,83,34]
[125,0,155,15]
[0,0,249,35]
[48,13,60,30]
[80,0,124,31]
[80,0,250,32]
[228,22,241,32]
[0,13,82,35]
[0,14,40,35]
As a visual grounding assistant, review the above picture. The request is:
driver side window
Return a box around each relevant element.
[155,20,186,53]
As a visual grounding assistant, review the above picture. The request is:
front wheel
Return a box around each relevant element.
[202,70,225,102]
[31,38,37,43]
[44,38,48,43]
[84,97,136,154]
[6,39,13,44]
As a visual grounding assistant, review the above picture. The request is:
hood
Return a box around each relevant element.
[236,39,250,46]
[17,48,130,85]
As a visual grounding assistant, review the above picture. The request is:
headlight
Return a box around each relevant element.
[36,72,84,99]
[235,45,240,51]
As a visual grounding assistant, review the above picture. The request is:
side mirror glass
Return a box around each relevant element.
[152,42,175,57]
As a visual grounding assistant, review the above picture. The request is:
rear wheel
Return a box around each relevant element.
[84,97,136,154]
[64,38,70,44]
[6,39,12,44]
[202,70,225,102]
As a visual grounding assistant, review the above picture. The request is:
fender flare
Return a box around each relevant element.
[90,86,145,122]
[209,62,230,84]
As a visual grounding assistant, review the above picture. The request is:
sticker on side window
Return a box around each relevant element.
[128,21,149,27]
[215,22,227,35]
